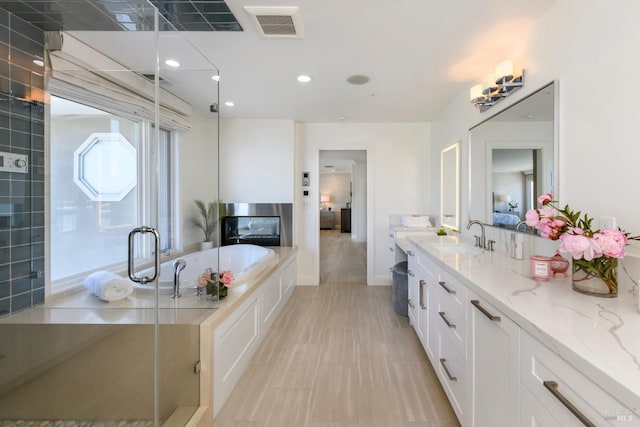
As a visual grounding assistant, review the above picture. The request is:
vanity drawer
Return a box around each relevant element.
[438,328,467,421]
[520,333,640,426]
[436,295,466,350]
[436,268,467,308]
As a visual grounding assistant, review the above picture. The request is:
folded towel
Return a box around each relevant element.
[84,271,133,302]
[401,215,432,228]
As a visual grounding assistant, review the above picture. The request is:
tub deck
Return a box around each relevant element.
[0,247,297,326]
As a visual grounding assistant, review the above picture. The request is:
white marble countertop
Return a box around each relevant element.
[407,235,640,408]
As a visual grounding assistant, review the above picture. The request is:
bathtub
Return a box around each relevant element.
[133,244,276,292]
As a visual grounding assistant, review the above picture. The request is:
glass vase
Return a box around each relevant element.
[571,257,618,298]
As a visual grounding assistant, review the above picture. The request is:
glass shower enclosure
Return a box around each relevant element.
[0,2,220,427]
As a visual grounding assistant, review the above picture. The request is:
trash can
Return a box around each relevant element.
[392,261,408,317]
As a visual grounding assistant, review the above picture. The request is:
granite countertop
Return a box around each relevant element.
[0,247,297,326]
[407,235,640,407]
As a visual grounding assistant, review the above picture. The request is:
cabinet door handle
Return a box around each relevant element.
[543,381,596,427]
[439,311,456,329]
[471,300,501,321]
[419,279,426,309]
[408,270,415,277]
[407,250,415,256]
[389,247,394,252]
[439,358,457,381]
[438,280,456,294]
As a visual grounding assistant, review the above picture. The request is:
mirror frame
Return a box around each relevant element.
[441,141,460,231]
[467,81,559,235]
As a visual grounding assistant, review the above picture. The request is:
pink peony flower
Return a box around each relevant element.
[559,230,602,260]
[537,193,553,206]
[593,229,628,258]
[525,209,540,227]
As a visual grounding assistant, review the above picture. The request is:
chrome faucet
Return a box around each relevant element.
[467,220,486,249]
[172,259,187,299]
[516,220,527,232]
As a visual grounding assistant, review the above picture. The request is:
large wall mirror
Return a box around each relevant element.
[441,142,460,230]
[468,81,558,234]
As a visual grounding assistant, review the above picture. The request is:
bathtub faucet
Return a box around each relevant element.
[172,259,187,298]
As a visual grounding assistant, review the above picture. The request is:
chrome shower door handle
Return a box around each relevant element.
[128,226,161,284]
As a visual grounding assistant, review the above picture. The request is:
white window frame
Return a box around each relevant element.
[48,96,180,295]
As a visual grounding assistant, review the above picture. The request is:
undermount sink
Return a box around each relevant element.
[430,243,483,255]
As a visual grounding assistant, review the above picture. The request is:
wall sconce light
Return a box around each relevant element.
[470,60,524,112]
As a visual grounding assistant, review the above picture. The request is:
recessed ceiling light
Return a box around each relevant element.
[212,75,220,82]
[165,59,180,68]
[297,75,312,83]
[347,74,370,85]
[33,59,44,67]
[225,101,235,107]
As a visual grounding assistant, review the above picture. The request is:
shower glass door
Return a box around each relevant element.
[0,2,220,427]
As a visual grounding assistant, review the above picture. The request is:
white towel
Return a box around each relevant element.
[401,215,432,228]
[84,271,134,302]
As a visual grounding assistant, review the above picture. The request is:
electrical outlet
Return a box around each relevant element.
[599,216,616,230]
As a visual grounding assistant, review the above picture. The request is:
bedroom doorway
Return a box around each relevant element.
[318,150,367,286]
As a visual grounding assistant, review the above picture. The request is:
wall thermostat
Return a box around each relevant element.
[302,171,310,187]
[0,151,28,173]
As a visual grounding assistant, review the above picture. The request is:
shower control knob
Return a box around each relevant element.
[14,159,26,168]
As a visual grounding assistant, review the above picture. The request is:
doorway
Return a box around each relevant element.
[318,150,367,285]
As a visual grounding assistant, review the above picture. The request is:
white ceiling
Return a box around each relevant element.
[320,150,366,174]
[70,0,558,123]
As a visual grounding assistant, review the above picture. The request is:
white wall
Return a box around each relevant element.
[179,114,219,248]
[219,118,294,203]
[295,122,431,286]
[431,0,640,245]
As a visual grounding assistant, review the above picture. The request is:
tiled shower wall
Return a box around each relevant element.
[0,8,45,316]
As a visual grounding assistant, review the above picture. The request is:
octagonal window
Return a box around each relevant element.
[73,132,137,201]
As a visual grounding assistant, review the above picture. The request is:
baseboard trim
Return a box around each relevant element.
[373,275,392,286]
[296,275,318,286]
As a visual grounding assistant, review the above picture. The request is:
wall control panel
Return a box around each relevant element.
[0,151,28,173]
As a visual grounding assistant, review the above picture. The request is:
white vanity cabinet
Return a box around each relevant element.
[434,267,468,423]
[520,332,640,427]
[468,292,520,427]
[407,247,428,343]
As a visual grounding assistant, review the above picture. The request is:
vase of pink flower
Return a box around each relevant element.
[525,193,629,297]
[199,269,233,300]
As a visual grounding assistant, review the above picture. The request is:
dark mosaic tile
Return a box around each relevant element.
[0,282,9,299]
[0,297,9,316]
[32,286,44,305]
[31,226,44,243]
[0,247,8,265]
[32,196,43,212]
[10,129,29,148]
[31,242,43,258]
[10,227,30,245]
[10,179,29,197]
[0,264,8,282]
[0,128,8,145]
[32,134,43,150]
[32,256,43,274]
[10,244,30,263]
[0,8,8,28]
[32,274,43,289]
[9,12,45,43]
[10,275,30,293]
[11,291,31,312]
[30,212,43,227]
[0,180,8,195]
[0,230,8,247]
[10,114,30,133]
[32,119,43,135]
[10,259,31,278]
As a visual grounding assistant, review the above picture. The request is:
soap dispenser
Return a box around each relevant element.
[510,232,524,260]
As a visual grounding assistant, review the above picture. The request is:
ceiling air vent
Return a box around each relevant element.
[244,6,304,38]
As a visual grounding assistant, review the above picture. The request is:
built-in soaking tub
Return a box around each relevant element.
[133,244,276,293]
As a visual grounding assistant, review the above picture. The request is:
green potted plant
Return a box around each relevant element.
[191,200,218,250]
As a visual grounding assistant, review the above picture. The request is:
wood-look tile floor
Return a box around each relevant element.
[213,230,459,427]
